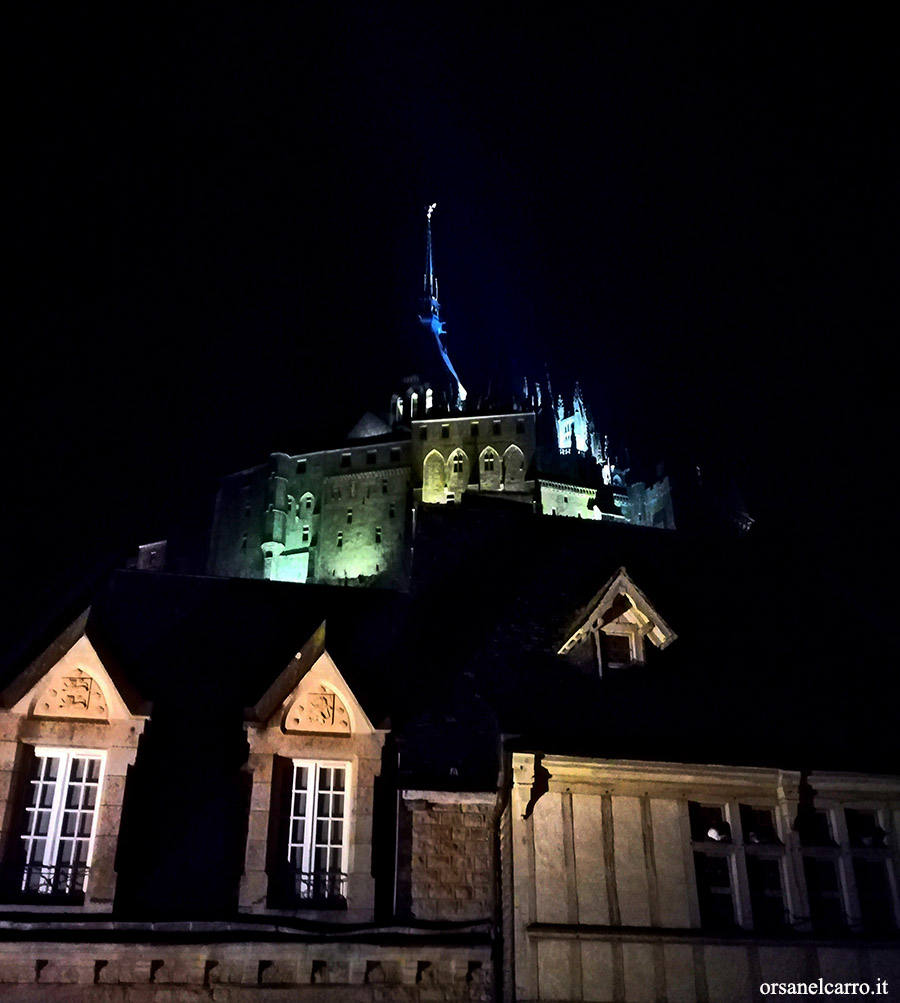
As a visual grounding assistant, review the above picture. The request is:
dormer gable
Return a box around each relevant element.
[1,614,149,725]
[558,567,677,674]
[243,621,378,736]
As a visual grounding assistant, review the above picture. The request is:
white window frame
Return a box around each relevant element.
[287,759,352,902]
[20,747,107,899]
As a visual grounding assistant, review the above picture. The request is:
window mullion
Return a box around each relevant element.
[302,764,318,877]
[45,751,71,870]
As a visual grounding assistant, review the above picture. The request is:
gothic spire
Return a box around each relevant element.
[418,203,467,405]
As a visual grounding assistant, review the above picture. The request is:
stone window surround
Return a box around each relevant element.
[0,631,149,914]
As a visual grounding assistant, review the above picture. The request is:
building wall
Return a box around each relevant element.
[509,753,900,1003]
[397,792,496,923]
[411,413,536,504]
[537,480,600,520]
[207,442,413,587]
[0,939,494,1002]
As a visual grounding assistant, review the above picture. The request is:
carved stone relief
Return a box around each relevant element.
[284,684,351,733]
[33,666,109,721]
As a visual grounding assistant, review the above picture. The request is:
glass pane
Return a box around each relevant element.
[65,785,82,810]
[39,785,56,809]
[854,859,895,933]
[318,792,330,817]
[290,819,305,845]
[78,813,94,837]
[331,820,343,844]
[315,846,328,870]
[61,812,78,837]
[35,810,52,836]
[24,837,46,863]
[689,802,728,842]
[333,769,345,792]
[57,839,75,866]
[294,766,308,791]
[74,840,91,864]
[319,768,331,790]
[83,786,97,810]
[329,847,342,870]
[316,819,328,844]
[292,792,306,817]
[70,759,86,782]
[332,794,344,819]
[86,759,102,783]
[43,758,59,781]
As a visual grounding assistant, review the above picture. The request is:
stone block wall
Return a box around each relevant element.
[0,940,494,1002]
[399,793,495,922]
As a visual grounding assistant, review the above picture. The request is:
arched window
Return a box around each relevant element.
[502,444,526,490]
[422,450,445,503]
[479,446,502,491]
[446,449,469,496]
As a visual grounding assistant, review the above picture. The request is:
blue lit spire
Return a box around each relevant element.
[419,203,467,405]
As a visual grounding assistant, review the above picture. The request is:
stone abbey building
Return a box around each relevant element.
[0,210,896,1001]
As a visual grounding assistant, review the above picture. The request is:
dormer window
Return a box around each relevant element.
[557,568,677,678]
[18,749,106,902]
[284,761,350,907]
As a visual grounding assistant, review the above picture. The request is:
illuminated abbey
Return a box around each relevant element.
[206,205,678,588]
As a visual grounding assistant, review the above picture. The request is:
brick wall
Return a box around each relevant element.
[400,794,495,922]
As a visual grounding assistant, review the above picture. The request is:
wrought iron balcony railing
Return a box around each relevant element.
[20,863,89,900]
[285,868,347,908]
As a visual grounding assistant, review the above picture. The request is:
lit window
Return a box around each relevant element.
[18,749,105,901]
[285,761,350,906]
[690,803,737,930]
[425,388,433,412]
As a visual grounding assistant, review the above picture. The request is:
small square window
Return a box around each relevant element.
[337,533,343,548]
[297,459,307,474]
[389,504,396,519]
[366,450,376,465]
[375,527,382,543]
[347,509,352,524]
[492,420,501,435]
[689,803,730,842]
[441,424,450,439]
[419,427,428,441]
[516,418,525,434]
[471,422,479,437]
[740,805,780,844]
[341,453,351,468]
[390,446,401,462]
[799,810,835,847]
[845,808,886,848]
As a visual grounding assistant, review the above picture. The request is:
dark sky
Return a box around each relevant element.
[5,9,895,652]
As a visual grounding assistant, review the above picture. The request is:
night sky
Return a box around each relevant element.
[5,10,895,668]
